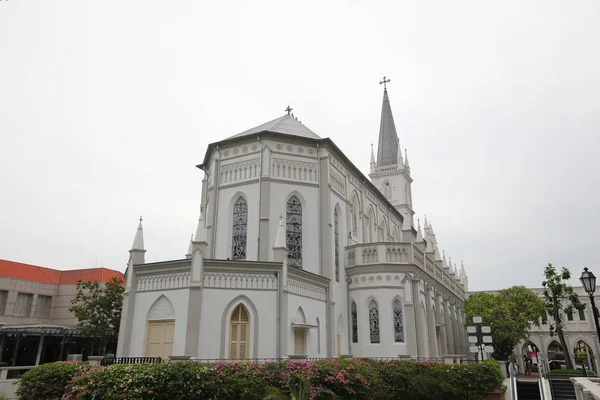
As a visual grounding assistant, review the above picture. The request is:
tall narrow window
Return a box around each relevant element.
[229,304,250,359]
[0,291,7,315]
[232,197,248,260]
[351,301,358,343]
[393,299,404,343]
[541,312,548,325]
[579,308,586,321]
[286,196,302,268]
[351,195,358,235]
[369,300,380,343]
[567,310,574,321]
[334,208,339,282]
[15,293,33,317]
[35,295,52,317]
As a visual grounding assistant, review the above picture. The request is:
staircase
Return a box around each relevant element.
[516,380,541,400]
[550,378,576,400]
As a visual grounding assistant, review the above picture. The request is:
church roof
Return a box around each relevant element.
[0,259,124,285]
[226,114,321,140]
[376,89,400,167]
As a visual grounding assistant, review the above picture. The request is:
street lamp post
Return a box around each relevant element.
[580,267,600,346]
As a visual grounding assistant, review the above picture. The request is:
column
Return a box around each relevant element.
[436,292,448,356]
[424,285,438,357]
[443,296,455,354]
[412,277,427,357]
[35,334,45,365]
[451,302,461,356]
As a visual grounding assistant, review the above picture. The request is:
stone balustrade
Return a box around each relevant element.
[571,377,600,399]
[346,242,465,299]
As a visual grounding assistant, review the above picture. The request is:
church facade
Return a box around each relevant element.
[116,85,470,361]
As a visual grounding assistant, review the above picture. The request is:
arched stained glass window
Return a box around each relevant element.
[351,301,358,343]
[286,196,302,268]
[334,208,339,282]
[369,300,380,343]
[232,197,248,260]
[393,299,404,343]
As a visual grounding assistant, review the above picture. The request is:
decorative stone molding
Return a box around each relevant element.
[148,296,176,320]
[137,273,191,291]
[220,158,260,184]
[287,278,327,301]
[329,170,345,196]
[271,157,317,182]
[204,272,277,290]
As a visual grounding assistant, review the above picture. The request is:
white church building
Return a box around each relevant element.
[116,82,470,361]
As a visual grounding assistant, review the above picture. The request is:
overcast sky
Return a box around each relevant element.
[1,1,598,291]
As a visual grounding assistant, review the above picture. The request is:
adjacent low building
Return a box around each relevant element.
[0,259,123,368]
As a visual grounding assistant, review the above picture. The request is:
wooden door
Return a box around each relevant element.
[230,305,250,359]
[146,320,175,359]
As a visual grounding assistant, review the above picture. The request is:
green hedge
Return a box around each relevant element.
[16,359,503,400]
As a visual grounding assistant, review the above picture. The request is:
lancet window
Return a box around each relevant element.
[334,208,339,282]
[286,196,302,268]
[232,196,248,260]
[351,301,358,343]
[369,300,380,343]
[393,299,404,343]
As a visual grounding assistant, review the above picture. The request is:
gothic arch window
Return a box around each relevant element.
[393,299,404,343]
[286,195,302,268]
[369,300,380,343]
[232,196,248,260]
[334,208,339,282]
[351,301,358,343]
[351,194,359,235]
[383,181,392,199]
[229,304,250,359]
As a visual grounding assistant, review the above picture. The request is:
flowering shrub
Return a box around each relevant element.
[15,361,83,400]
[17,359,503,400]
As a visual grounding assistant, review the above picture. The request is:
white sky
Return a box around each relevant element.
[1,1,599,291]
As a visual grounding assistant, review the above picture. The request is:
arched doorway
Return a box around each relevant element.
[547,340,565,371]
[574,340,596,373]
[229,304,250,359]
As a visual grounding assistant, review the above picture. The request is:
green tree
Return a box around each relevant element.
[541,263,585,369]
[464,286,545,363]
[69,276,125,355]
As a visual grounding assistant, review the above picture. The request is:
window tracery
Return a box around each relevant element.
[351,301,358,343]
[393,299,404,342]
[232,196,248,260]
[369,300,380,343]
[286,196,302,268]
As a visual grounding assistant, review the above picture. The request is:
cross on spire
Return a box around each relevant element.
[379,76,391,90]
[285,105,293,115]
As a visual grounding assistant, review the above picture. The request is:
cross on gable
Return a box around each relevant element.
[285,105,293,115]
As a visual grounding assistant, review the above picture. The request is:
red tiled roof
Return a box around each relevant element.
[0,259,124,285]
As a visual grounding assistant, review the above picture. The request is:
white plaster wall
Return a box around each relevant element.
[269,182,319,274]
[286,294,327,357]
[214,183,260,260]
[129,289,190,357]
[198,288,278,359]
[349,284,410,357]
[330,191,350,355]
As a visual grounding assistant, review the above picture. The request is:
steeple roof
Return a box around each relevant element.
[376,89,400,167]
[227,114,320,140]
[131,217,144,251]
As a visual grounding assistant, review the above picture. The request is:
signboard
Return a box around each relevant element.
[481,326,491,333]
[484,345,494,353]
[473,316,483,324]
[469,345,479,353]
[483,336,493,344]
[468,336,478,343]
[467,326,476,333]
[531,351,538,364]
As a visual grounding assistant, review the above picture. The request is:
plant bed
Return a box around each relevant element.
[17,358,504,400]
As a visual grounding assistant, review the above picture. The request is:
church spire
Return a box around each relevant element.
[416,218,424,242]
[193,211,207,244]
[131,216,145,251]
[376,77,400,167]
[404,149,410,170]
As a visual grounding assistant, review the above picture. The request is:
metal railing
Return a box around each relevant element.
[101,357,162,366]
